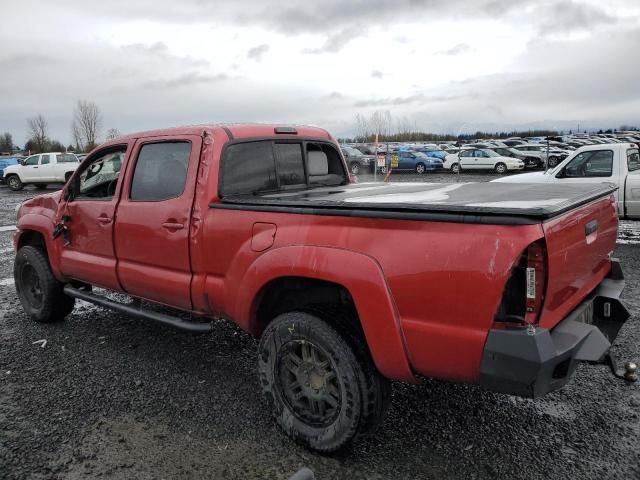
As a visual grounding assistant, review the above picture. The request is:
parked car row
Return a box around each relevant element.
[346,131,640,172]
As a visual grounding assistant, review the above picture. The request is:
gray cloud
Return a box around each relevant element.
[247,44,269,61]
[142,72,229,89]
[535,1,619,34]
[0,0,638,146]
[435,43,471,56]
[325,91,345,100]
[0,53,58,69]
[123,41,169,55]
[303,27,362,54]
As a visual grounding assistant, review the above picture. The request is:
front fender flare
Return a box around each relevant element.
[15,214,63,281]
[236,245,415,382]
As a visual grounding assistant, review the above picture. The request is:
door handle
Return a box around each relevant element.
[162,222,184,230]
[98,216,112,224]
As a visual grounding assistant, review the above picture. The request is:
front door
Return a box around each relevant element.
[557,149,619,200]
[58,145,130,290]
[20,155,41,181]
[458,150,475,169]
[624,149,640,218]
[114,136,202,310]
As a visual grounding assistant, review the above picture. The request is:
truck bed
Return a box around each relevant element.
[216,182,618,224]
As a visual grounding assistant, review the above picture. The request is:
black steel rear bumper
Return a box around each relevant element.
[479,260,630,398]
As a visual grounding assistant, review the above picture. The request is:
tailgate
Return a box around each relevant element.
[539,193,618,329]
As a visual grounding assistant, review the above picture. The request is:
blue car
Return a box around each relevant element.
[386,151,443,173]
[0,157,20,184]
[415,147,447,160]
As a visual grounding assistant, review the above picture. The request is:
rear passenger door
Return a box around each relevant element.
[114,136,202,310]
[37,154,55,181]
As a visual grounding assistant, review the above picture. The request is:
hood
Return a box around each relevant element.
[491,171,551,183]
[2,164,20,174]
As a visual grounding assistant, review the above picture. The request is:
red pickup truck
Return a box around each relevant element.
[13,124,631,452]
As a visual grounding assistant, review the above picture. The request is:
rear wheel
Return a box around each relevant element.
[547,156,559,168]
[451,163,460,174]
[258,311,390,452]
[416,163,426,174]
[495,162,507,174]
[349,162,360,175]
[14,246,75,323]
[6,175,23,191]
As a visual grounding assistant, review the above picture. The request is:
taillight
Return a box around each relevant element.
[494,240,547,327]
[524,241,547,325]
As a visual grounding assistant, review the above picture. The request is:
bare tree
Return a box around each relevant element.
[71,100,103,152]
[27,114,49,153]
[0,132,13,152]
[106,128,121,140]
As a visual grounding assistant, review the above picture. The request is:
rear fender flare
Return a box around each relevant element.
[238,245,415,382]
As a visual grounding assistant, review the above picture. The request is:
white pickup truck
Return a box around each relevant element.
[494,143,640,219]
[3,152,79,191]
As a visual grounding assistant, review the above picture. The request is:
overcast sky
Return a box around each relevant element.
[2,0,640,146]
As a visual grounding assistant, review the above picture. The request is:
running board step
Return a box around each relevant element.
[63,285,213,333]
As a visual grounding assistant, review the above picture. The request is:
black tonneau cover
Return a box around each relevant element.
[215,182,617,225]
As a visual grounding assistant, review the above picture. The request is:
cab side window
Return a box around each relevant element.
[78,148,126,199]
[130,142,191,201]
[564,150,613,178]
[41,154,51,165]
[23,155,39,166]
[628,150,640,172]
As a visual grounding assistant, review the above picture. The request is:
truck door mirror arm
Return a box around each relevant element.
[64,175,79,202]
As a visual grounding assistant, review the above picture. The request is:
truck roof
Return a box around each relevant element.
[116,124,332,142]
[219,182,618,224]
[574,142,637,152]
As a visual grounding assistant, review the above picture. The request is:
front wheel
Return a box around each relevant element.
[495,162,507,174]
[6,175,23,191]
[415,163,426,174]
[258,311,390,452]
[14,246,75,323]
[349,162,360,175]
[547,156,559,168]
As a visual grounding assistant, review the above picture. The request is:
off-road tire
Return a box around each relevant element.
[6,175,24,191]
[14,246,75,323]
[258,311,391,452]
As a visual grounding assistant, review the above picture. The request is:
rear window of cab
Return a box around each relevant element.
[219,140,345,196]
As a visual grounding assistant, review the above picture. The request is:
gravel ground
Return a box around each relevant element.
[1,179,639,480]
